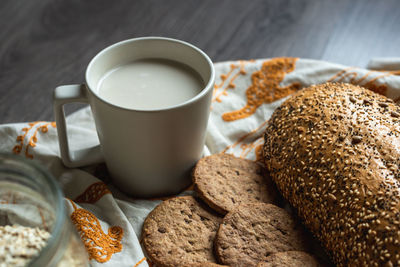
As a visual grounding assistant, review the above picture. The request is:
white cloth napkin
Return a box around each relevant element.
[367,57,400,71]
[1,57,400,266]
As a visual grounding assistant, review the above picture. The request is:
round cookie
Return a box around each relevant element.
[215,203,308,267]
[193,153,276,215]
[142,196,222,267]
[257,251,322,267]
[186,263,228,267]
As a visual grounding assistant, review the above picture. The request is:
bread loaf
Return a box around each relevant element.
[263,83,400,266]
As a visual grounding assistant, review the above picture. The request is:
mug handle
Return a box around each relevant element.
[53,84,103,168]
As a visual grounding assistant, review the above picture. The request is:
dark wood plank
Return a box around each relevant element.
[0,0,399,123]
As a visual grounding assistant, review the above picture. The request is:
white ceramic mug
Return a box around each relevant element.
[53,37,215,197]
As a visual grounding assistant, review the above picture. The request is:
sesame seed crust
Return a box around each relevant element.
[263,82,400,266]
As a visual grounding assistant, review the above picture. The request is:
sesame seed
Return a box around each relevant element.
[391,111,400,118]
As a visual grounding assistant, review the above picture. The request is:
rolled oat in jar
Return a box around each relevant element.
[0,154,89,266]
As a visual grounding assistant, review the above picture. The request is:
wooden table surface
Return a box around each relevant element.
[1,0,399,124]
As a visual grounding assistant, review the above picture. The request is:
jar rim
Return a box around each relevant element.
[0,153,66,266]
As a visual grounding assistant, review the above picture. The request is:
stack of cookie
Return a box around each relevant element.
[142,154,325,267]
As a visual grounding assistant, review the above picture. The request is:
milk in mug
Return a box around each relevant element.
[97,59,204,110]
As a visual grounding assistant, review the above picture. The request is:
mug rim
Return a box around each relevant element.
[85,37,215,112]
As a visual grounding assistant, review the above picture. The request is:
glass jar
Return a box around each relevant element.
[0,153,89,266]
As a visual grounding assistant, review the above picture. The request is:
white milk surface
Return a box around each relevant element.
[97,59,204,110]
